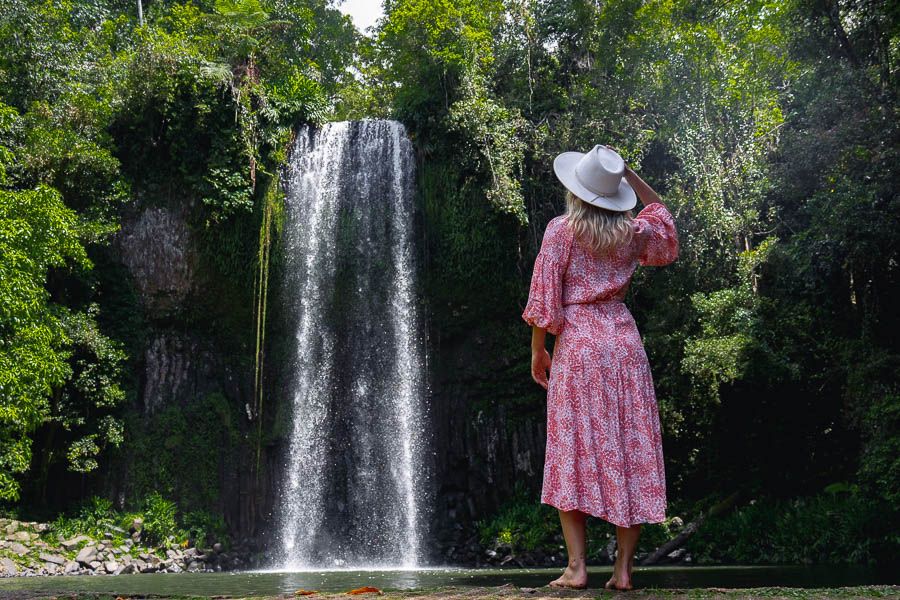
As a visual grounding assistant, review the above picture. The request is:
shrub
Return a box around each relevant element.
[182,510,229,550]
[50,496,123,542]
[686,489,884,565]
[140,492,182,547]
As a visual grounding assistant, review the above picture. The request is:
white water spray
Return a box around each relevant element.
[276,120,427,569]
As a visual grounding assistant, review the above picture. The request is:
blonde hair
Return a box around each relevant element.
[564,190,633,255]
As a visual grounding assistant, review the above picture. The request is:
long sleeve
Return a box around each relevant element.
[633,202,679,266]
[522,217,573,336]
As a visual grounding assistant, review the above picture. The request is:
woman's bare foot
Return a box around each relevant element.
[604,554,635,590]
[549,558,588,589]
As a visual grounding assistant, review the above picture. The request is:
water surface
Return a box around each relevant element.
[0,565,894,596]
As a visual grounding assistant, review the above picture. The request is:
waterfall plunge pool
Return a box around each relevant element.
[0,565,895,596]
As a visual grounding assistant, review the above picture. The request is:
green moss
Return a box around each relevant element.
[122,393,242,512]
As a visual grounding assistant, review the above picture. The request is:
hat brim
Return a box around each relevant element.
[553,151,637,211]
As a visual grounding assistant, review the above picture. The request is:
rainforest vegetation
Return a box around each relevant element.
[0,0,897,565]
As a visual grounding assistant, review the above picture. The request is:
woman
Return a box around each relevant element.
[522,144,679,591]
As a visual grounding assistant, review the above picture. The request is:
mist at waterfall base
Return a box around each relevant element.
[274,120,429,571]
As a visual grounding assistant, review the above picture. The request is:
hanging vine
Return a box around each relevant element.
[252,171,280,483]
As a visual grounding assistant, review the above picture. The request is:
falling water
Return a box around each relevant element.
[275,120,427,569]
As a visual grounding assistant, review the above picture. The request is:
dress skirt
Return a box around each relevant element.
[541,300,667,527]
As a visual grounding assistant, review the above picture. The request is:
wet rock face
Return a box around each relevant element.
[113,202,239,415]
[116,205,196,317]
[142,333,213,414]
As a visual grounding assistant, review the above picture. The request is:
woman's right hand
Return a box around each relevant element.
[531,348,553,390]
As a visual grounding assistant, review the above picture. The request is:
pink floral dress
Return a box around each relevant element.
[522,203,679,527]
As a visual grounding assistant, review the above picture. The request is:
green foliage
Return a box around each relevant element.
[140,491,180,547]
[0,0,896,566]
[267,67,329,127]
[182,509,229,549]
[0,182,87,500]
[124,392,240,511]
[48,493,228,550]
[0,0,353,509]
[50,496,122,542]
[478,483,689,560]
[374,0,900,562]
[477,484,559,552]
[419,161,524,344]
[682,238,784,401]
[686,490,888,565]
[379,0,504,104]
[57,305,128,473]
[447,73,529,223]
[854,382,900,509]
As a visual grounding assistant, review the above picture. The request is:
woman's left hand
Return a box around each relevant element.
[531,348,553,390]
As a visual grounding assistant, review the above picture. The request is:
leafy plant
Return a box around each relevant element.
[182,510,228,550]
[140,492,181,548]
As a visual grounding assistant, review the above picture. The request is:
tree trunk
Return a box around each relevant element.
[640,490,742,565]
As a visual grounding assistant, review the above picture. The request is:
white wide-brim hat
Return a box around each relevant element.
[553,144,637,211]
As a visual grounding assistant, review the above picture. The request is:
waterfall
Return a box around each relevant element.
[275,120,428,569]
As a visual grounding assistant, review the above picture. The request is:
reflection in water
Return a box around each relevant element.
[0,565,894,596]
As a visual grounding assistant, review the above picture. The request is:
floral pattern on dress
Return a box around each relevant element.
[522,202,679,527]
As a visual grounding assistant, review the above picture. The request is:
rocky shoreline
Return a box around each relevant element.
[0,518,259,577]
[0,516,695,578]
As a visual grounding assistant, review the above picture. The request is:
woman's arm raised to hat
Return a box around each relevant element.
[626,166,679,266]
[624,166,663,207]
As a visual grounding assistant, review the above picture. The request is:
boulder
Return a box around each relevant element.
[105,560,118,573]
[0,557,17,575]
[64,561,80,574]
[11,531,31,542]
[39,553,66,565]
[76,545,98,565]
[4,522,17,535]
[89,560,102,570]
[8,542,29,556]
[61,535,91,550]
[139,562,157,573]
